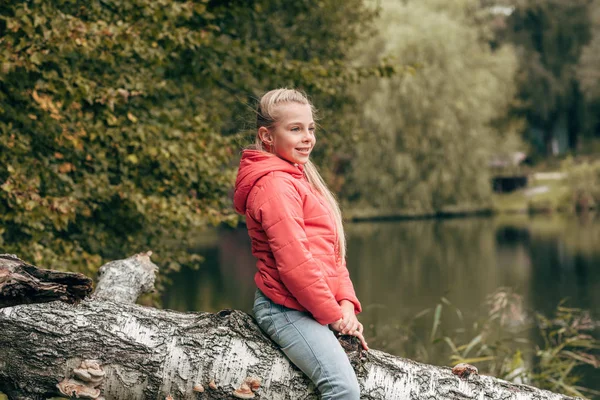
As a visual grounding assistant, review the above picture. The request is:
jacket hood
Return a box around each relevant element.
[234,150,304,214]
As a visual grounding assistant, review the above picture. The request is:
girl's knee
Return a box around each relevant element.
[324,368,360,400]
[325,380,360,400]
[347,379,361,399]
[342,375,361,399]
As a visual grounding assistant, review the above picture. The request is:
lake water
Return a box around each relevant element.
[162,214,600,394]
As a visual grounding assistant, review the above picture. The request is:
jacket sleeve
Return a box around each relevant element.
[249,176,343,325]
[336,258,362,314]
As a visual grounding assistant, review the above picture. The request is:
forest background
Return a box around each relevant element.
[1,0,599,280]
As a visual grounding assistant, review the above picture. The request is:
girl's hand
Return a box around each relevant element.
[330,319,369,351]
[339,300,360,334]
[329,301,369,351]
[329,318,344,333]
[353,330,369,351]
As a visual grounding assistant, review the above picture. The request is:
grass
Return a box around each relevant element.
[492,174,572,214]
[366,288,599,399]
[493,155,600,215]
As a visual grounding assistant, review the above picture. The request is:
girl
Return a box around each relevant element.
[233,88,368,400]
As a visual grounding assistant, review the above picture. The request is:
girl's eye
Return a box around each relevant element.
[309,127,316,132]
[291,127,300,132]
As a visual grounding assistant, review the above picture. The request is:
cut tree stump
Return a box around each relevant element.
[0,253,580,400]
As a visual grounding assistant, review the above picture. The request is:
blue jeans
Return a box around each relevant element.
[253,289,360,399]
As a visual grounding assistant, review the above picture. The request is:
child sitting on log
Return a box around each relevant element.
[234,88,368,399]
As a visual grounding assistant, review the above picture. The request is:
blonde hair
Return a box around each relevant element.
[249,88,346,261]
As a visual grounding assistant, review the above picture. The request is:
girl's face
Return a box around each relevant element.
[262,102,316,165]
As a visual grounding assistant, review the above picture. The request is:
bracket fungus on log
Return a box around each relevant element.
[233,382,255,399]
[452,363,479,380]
[192,383,204,393]
[244,377,261,392]
[56,359,106,399]
[56,378,101,399]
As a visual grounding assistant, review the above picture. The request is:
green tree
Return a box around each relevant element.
[344,0,520,215]
[0,0,377,277]
[576,0,600,144]
[504,0,593,155]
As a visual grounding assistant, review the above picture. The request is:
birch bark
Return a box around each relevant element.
[0,254,580,400]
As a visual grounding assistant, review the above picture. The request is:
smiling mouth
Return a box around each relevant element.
[296,148,311,154]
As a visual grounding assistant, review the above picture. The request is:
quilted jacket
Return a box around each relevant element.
[233,149,361,325]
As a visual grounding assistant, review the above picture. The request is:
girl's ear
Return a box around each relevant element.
[258,126,273,145]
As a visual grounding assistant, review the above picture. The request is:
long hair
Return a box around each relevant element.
[248,88,346,261]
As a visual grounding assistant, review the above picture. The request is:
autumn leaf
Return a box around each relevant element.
[58,163,75,173]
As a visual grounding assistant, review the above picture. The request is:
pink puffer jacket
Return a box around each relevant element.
[233,150,361,325]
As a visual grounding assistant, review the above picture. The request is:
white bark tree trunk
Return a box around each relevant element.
[0,253,580,400]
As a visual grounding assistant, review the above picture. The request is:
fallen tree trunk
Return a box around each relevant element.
[0,253,580,400]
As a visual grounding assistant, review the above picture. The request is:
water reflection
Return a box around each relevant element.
[162,214,599,386]
[163,228,257,313]
[164,214,599,320]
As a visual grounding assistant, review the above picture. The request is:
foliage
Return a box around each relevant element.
[503,0,594,154]
[0,0,378,280]
[366,286,600,398]
[533,304,600,397]
[562,157,600,211]
[576,0,600,142]
[577,1,600,102]
[443,289,599,399]
[344,0,521,215]
[445,292,600,398]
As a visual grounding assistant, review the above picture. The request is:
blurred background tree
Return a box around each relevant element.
[500,0,595,156]
[343,0,522,216]
[1,0,599,277]
[576,0,600,151]
[0,0,378,277]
